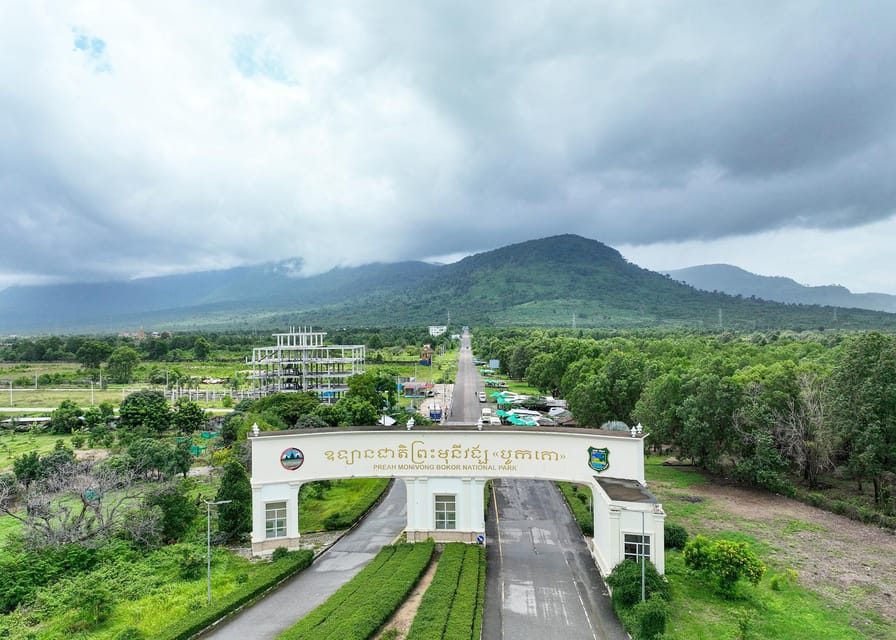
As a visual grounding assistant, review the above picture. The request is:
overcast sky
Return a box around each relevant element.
[3,2,896,294]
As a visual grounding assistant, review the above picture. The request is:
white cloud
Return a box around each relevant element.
[1,1,895,295]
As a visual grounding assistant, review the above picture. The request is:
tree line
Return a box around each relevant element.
[473,328,896,514]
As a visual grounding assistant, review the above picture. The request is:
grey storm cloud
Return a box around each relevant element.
[1,1,895,288]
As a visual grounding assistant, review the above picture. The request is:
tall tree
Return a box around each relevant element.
[828,333,896,504]
[106,346,140,383]
[193,336,212,360]
[215,461,252,542]
[75,340,112,370]
[50,399,83,435]
[118,389,171,434]
[172,397,206,434]
[776,372,836,489]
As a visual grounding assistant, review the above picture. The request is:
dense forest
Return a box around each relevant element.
[472,328,896,524]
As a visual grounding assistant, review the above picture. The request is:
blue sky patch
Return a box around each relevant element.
[231,33,294,85]
[72,28,111,72]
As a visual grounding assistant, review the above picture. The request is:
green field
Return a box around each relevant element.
[0,432,76,472]
[641,458,894,640]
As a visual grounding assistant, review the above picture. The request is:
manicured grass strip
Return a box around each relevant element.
[443,545,485,640]
[279,541,434,640]
[471,545,486,640]
[158,550,313,640]
[407,544,486,640]
[406,543,467,640]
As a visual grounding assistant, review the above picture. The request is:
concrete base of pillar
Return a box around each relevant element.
[251,536,302,556]
[405,530,485,544]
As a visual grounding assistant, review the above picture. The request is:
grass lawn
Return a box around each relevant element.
[0,432,75,471]
[299,478,389,533]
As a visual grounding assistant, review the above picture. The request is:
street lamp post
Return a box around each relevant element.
[619,505,647,603]
[639,509,646,603]
[205,499,232,605]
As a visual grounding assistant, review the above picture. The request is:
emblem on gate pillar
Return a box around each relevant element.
[588,447,610,472]
[280,447,305,470]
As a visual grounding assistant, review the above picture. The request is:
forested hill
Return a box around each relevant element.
[665,264,896,313]
[290,234,896,331]
[2,234,896,333]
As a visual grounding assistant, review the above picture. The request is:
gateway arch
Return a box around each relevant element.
[250,425,665,576]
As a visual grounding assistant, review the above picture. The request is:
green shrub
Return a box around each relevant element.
[683,536,766,598]
[114,626,146,640]
[768,568,798,591]
[271,546,291,562]
[70,585,114,629]
[681,534,712,571]
[605,559,669,610]
[178,547,205,580]
[663,522,688,549]
[406,543,485,640]
[635,596,669,640]
[323,511,348,530]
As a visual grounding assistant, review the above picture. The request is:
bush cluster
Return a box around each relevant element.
[280,541,434,640]
[605,559,670,609]
[663,522,688,549]
[606,559,670,640]
[683,535,765,598]
[0,544,99,613]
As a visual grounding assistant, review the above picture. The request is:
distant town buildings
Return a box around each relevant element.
[428,325,447,337]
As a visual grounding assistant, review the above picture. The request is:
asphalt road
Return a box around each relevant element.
[446,332,482,424]
[200,480,407,640]
[454,331,626,640]
[482,479,628,640]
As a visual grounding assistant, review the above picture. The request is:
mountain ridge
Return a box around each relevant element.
[664,264,896,313]
[2,235,895,333]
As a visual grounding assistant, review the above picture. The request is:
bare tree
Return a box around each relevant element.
[0,459,157,549]
[776,372,835,489]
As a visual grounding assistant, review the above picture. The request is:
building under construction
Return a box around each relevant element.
[247,327,365,401]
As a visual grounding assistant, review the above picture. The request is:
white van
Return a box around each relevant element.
[481,407,492,419]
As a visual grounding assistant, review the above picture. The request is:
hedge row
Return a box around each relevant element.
[158,549,314,640]
[443,545,484,640]
[279,541,435,640]
[794,489,896,530]
[406,543,485,640]
[471,544,486,640]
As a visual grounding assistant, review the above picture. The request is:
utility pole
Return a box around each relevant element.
[205,499,232,604]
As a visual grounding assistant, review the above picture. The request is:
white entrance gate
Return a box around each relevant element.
[249,426,665,575]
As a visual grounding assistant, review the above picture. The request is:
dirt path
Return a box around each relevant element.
[652,475,896,625]
[373,550,441,639]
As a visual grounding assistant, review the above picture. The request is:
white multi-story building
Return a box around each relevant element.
[428,325,447,337]
[247,327,365,401]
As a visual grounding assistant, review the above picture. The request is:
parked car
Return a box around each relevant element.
[478,392,487,402]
